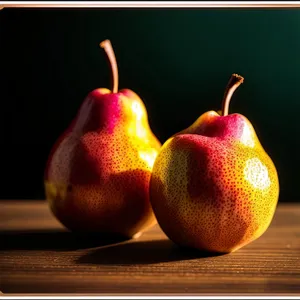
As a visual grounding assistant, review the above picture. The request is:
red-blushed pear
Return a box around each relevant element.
[150,74,279,253]
[44,40,161,238]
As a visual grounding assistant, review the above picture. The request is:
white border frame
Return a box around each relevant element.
[0,1,299,299]
[1,1,300,8]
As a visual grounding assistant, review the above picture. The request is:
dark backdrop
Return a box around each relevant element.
[1,8,299,202]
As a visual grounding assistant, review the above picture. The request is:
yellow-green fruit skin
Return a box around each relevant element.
[45,89,161,238]
[150,111,279,253]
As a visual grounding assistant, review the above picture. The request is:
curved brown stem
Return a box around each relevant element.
[221,74,244,116]
[100,39,119,93]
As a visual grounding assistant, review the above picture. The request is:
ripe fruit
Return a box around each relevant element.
[45,40,161,238]
[150,74,279,253]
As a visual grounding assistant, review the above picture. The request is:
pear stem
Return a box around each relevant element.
[100,39,119,93]
[221,74,244,116]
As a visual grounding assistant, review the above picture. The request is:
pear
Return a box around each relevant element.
[45,40,161,238]
[150,74,279,253]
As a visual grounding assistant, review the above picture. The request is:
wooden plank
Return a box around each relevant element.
[0,201,299,294]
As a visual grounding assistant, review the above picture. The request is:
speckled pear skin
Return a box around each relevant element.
[150,110,279,253]
[45,88,161,237]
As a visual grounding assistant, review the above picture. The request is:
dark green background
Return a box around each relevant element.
[1,8,299,202]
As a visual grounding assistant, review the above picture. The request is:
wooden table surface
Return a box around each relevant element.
[0,200,299,295]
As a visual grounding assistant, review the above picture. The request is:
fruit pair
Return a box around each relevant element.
[45,40,279,253]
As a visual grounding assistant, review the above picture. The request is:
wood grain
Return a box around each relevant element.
[0,200,299,295]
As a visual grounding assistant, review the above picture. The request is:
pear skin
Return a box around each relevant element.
[150,74,279,253]
[45,40,161,238]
